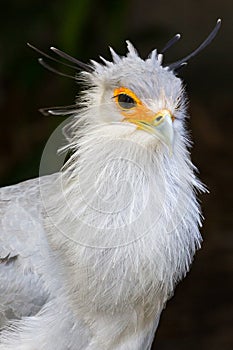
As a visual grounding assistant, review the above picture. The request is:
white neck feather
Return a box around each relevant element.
[44,122,204,324]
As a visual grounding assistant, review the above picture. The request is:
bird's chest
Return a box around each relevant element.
[63,231,168,319]
[46,152,181,314]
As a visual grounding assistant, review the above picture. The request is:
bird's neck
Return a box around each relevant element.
[44,126,202,321]
[56,129,172,247]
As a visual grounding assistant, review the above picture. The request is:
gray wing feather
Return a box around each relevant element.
[0,175,57,328]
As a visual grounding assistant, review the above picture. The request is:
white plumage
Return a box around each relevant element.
[0,21,220,349]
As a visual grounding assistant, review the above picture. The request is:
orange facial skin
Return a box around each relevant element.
[113,87,174,129]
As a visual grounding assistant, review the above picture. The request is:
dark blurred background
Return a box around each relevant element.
[0,0,232,349]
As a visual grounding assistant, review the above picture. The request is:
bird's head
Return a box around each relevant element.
[32,20,221,153]
[81,40,182,151]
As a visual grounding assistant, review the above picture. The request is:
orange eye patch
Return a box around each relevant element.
[113,87,142,110]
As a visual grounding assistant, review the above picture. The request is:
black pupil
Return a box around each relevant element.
[118,94,136,109]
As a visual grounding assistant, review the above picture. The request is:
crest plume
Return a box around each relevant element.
[168,19,221,70]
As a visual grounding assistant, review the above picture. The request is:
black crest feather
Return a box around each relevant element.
[27,43,92,80]
[167,19,221,71]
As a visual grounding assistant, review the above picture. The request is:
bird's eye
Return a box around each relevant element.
[117,94,136,109]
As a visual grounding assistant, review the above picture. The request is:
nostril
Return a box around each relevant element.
[155,115,163,122]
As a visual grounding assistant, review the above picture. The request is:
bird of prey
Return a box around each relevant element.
[0,20,221,350]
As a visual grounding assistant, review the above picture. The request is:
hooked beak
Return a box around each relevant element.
[125,108,174,151]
